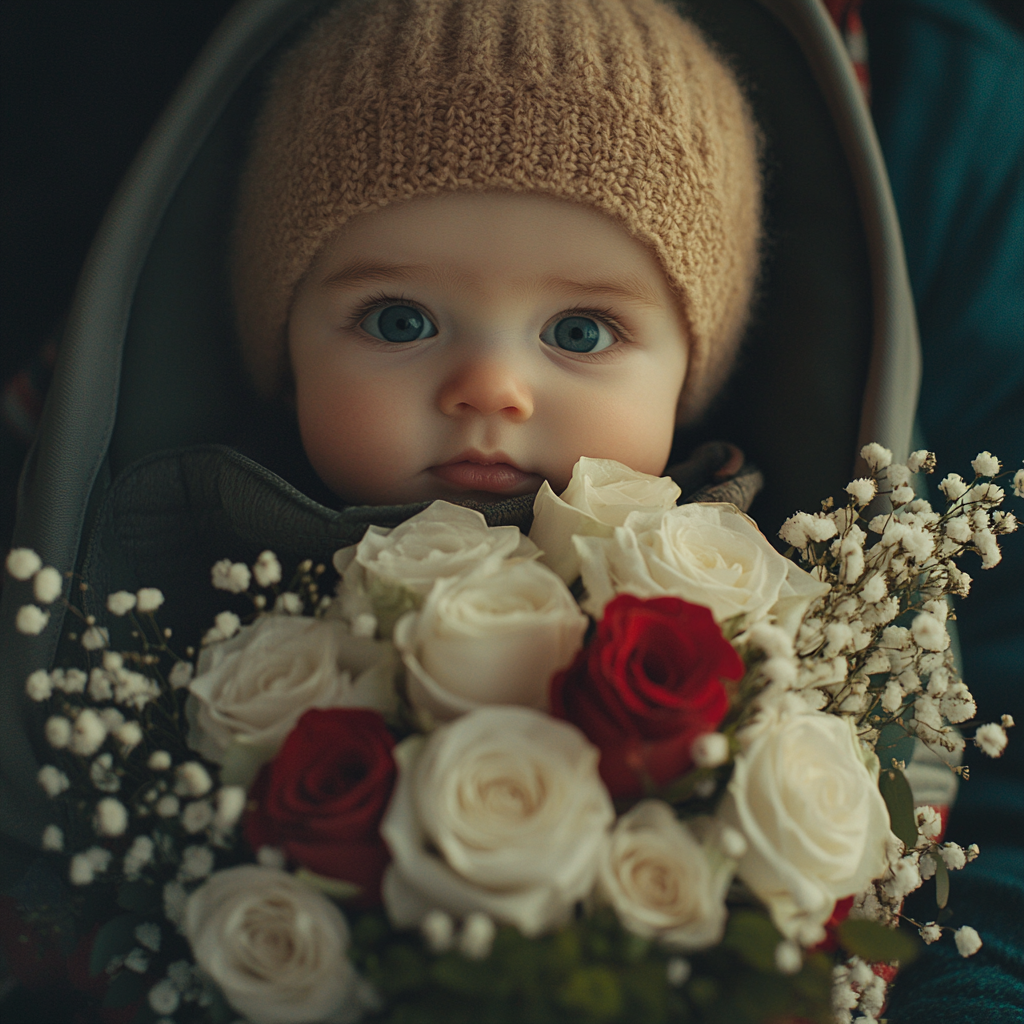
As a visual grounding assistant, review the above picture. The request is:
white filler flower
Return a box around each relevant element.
[25,671,53,702]
[16,605,49,635]
[211,560,251,593]
[394,560,586,722]
[33,567,63,604]
[253,550,283,588]
[187,614,396,763]
[106,590,137,616]
[955,926,983,957]
[135,588,165,614]
[718,711,891,941]
[971,452,1001,477]
[596,801,733,950]
[6,548,42,580]
[529,457,681,583]
[576,502,827,632]
[975,723,1008,758]
[184,865,362,1024]
[382,706,613,937]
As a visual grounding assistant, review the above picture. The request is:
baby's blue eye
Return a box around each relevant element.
[541,316,615,353]
[361,304,437,343]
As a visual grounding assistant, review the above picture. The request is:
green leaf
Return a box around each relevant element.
[351,910,390,954]
[720,909,782,973]
[685,975,719,1008]
[557,966,623,1022]
[875,721,916,768]
[620,963,669,1024]
[101,969,146,1009]
[837,918,918,965]
[430,952,494,997]
[547,926,583,976]
[89,913,139,977]
[620,932,651,965]
[377,943,428,995]
[934,855,950,909]
[293,867,362,902]
[878,767,918,849]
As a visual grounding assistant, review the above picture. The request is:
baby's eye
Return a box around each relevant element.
[360,304,438,343]
[540,315,616,354]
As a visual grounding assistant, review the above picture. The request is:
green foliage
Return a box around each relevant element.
[89,912,140,977]
[837,918,918,965]
[101,969,146,1009]
[878,767,918,849]
[720,909,783,972]
[874,720,916,769]
[294,867,362,902]
[558,967,623,1021]
[351,905,834,1024]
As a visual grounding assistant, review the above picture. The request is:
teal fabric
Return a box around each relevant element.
[864,0,1024,1019]
[889,848,1024,1024]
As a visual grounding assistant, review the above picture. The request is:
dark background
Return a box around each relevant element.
[2,0,1022,551]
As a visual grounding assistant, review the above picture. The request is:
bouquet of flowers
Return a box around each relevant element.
[7,445,1021,1024]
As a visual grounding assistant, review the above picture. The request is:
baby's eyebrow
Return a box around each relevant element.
[318,261,664,310]
[539,275,664,309]
[319,260,431,288]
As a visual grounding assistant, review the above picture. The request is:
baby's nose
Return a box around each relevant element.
[437,351,534,421]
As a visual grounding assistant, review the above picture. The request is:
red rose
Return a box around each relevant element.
[245,708,397,906]
[550,593,742,798]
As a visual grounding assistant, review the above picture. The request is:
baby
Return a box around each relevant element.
[231,0,762,508]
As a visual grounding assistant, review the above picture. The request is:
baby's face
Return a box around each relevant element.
[288,192,688,506]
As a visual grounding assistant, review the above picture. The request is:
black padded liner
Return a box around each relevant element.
[674,0,872,532]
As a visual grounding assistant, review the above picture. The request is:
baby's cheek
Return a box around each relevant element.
[295,376,416,500]
[544,379,678,482]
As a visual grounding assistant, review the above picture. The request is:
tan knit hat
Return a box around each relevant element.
[232,0,762,423]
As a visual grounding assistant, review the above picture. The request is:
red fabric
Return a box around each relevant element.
[814,895,856,953]
[550,594,741,798]
[822,0,870,102]
[921,801,951,842]
[245,708,397,907]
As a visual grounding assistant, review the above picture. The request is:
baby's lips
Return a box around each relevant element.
[425,464,536,495]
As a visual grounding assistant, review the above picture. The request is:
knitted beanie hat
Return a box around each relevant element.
[232,0,762,423]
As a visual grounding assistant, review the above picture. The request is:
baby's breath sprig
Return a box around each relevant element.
[776,447,1018,739]
[7,548,293,898]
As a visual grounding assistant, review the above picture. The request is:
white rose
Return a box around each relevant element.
[334,502,540,633]
[597,801,734,950]
[576,502,828,631]
[187,613,397,763]
[381,706,614,937]
[394,561,586,723]
[183,865,364,1024]
[529,458,681,583]
[718,711,892,941]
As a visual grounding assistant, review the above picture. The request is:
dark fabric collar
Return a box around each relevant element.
[77,442,762,648]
